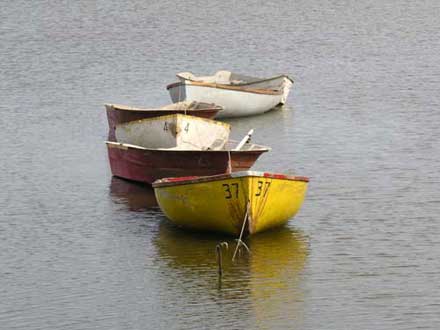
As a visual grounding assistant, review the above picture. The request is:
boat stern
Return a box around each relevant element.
[167,82,187,103]
[280,77,294,105]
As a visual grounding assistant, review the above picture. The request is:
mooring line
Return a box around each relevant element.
[232,200,251,261]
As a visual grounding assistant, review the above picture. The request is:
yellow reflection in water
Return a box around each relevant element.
[154,223,309,326]
[247,228,308,328]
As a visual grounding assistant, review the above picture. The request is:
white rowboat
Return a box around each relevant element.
[167,70,293,118]
[115,114,231,150]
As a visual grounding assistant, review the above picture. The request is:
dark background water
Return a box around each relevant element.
[1,1,439,329]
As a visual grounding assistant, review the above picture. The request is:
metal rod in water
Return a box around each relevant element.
[216,244,223,276]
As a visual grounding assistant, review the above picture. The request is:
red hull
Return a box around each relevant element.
[106,104,221,141]
[107,142,268,184]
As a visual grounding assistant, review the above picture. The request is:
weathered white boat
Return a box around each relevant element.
[177,71,293,104]
[115,114,231,150]
[167,70,293,118]
[105,101,223,141]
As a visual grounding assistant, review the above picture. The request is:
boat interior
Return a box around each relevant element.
[176,70,287,87]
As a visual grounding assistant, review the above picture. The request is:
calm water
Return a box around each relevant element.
[1,1,440,329]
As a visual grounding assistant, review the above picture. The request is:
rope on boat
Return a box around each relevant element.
[232,200,251,261]
[227,150,232,174]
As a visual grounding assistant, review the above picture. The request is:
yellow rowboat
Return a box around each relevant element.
[152,171,309,236]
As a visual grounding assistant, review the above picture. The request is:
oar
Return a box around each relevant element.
[233,129,254,151]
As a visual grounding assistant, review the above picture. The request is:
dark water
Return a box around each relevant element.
[1,1,440,329]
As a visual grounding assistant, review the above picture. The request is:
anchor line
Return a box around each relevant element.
[232,200,251,261]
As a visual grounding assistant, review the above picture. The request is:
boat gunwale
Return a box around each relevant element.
[166,81,284,95]
[152,171,309,188]
[231,74,294,86]
[105,140,271,153]
[176,73,294,85]
[106,103,223,113]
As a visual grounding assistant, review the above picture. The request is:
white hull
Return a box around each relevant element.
[222,76,292,104]
[168,83,284,118]
[115,114,230,150]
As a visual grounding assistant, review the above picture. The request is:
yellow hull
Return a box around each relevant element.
[153,171,308,236]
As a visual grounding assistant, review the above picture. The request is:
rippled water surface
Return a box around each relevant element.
[1,1,440,329]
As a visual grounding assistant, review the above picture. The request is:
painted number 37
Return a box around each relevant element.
[255,181,271,197]
[222,181,271,199]
[222,183,239,199]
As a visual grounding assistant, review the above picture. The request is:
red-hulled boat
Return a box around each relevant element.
[106,140,270,184]
[106,101,223,140]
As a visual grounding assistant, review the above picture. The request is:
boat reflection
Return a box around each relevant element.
[154,222,309,322]
[247,226,309,327]
[109,177,158,211]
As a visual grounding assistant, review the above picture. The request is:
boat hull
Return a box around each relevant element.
[219,75,292,105]
[115,114,230,150]
[167,82,284,118]
[106,102,221,141]
[233,76,292,105]
[153,171,309,236]
[106,142,268,184]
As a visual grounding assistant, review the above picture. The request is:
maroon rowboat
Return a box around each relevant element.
[106,101,223,141]
[106,140,270,184]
